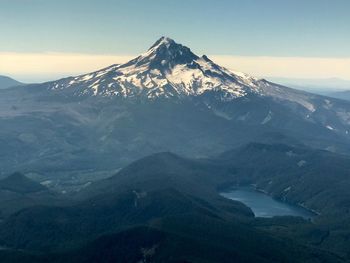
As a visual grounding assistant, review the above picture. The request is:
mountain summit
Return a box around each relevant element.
[49,37,262,100]
[130,36,199,70]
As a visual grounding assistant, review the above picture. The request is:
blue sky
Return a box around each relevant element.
[0,0,349,82]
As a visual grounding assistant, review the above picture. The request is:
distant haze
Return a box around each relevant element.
[267,77,350,93]
[1,52,350,85]
[1,0,350,85]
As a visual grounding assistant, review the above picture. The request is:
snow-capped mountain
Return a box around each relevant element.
[48,37,321,113]
[1,36,350,180]
[49,37,266,99]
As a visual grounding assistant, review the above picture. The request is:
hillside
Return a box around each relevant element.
[0,75,22,89]
[0,173,65,219]
[0,172,46,193]
[0,151,346,262]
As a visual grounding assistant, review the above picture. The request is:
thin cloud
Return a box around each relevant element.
[211,55,350,80]
[1,52,350,82]
[0,52,134,82]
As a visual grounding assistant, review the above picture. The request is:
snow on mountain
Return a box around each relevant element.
[48,36,321,113]
[49,37,263,100]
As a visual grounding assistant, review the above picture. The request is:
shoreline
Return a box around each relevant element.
[221,184,320,218]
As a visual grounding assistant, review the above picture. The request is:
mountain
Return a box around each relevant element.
[0,75,22,89]
[217,143,350,216]
[44,37,338,110]
[214,143,350,257]
[43,37,349,127]
[1,37,350,188]
[47,36,262,100]
[0,172,46,194]
[0,172,65,219]
[0,153,252,250]
[0,151,345,263]
[1,223,342,263]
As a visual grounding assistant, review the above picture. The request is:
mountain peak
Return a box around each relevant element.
[148,36,176,50]
[133,37,199,70]
[49,37,261,99]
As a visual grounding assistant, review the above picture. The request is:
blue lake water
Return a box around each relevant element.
[221,187,315,219]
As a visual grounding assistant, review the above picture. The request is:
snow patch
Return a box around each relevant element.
[261,111,273,124]
[297,160,307,167]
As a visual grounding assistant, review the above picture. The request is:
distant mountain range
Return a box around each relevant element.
[269,77,350,99]
[269,77,350,90]
[326,90,350,101]
[0,75,23,89]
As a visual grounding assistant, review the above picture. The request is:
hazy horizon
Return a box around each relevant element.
[1,0,350,85]
[2,47,350,86]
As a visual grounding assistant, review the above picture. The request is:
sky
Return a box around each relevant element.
[0,0,349,83]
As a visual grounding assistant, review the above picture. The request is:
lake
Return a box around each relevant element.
[221,187,315,219]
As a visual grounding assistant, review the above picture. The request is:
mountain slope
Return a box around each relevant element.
[0,173,65,219]
[0,152,345,263]
[217,143,350,216]
[0,75,22,89]
[216,142,350,257]
[1,222,343,263]
[0,172,46,193]
[0,153,252,251]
